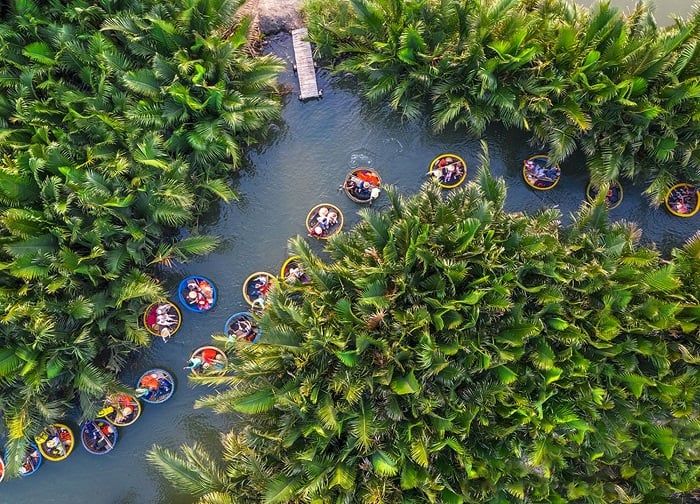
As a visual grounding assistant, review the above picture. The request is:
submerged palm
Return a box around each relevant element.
[151,145,700,503]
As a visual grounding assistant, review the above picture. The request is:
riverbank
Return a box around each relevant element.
[247,0,687,36]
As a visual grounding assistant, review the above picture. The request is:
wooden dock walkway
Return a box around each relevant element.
[291,28,322,100]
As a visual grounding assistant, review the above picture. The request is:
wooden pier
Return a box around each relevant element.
[291,28,322,100]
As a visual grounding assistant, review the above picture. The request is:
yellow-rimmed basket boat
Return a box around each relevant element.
[242,271,275,307]
[428,153,467,189]
[522,155,560,191]
[306,203,344,240]
[98,394,142,427]
[185,346,228,375]
[143,301,182,340]
[35,423,75,462]
[586,181,624,210]
[280,256,311,285]
[665,183,699,218]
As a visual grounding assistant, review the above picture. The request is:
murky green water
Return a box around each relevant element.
[3,24,697,504]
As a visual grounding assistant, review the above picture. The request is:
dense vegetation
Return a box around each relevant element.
[304,0,700,201]
[151,153,700,503]
[0,0,281,471]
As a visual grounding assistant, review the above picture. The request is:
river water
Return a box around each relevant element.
[2,11,698,504]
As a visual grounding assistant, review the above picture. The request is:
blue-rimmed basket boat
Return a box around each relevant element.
[80,420,118,455]
[18,444,42,477]
[225,311,262,343]
[177,275,217,313]
[36,423,75,462]
[136,368,175,404]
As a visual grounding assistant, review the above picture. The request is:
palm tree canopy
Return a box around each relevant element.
[152,145,700,503]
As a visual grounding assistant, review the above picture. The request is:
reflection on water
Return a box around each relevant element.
[3,30,697,504]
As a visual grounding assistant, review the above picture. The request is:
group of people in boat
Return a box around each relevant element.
[184,347,226,373]
[343,169,381,203]
[183,278,215,311]
[284,262,308,284]
[102,394,140,425]
[145,303,180,342]
[667,184,698,215]
[308,206,340,238]
[37,425,72,460]
[523,157,560,188]
[227,315,258,342]
[82,421,116,454]
[136,370,173,402]
[429,155,466,186]
[19,447,41,476]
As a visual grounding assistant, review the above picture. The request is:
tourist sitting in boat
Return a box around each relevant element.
[286,264,306,284]
[342,169,382,204]
[429,156,465,185]
[524,157,560,188]
[228,317,258,342]
[184,348,226,373]
[20,448,41,476]
[254,275,271,297]
[38,425,72,459]
[83,422,115,453]
[307,204,343,239]
[185,279,215,311]
[145,302,181,342]
[136,372,172,400]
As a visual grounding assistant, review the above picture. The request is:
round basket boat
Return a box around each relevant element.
[18,444,42,477]
[143,301,182,340]
[35,423,75,462]
[343,168,382,204]
[80,419,118,456]
[306,203,344,240]
[0,455,4,483]
[242,271,275,307]
[428,154,467,189]
[665,183,699,218]
[136,368,175,404]
[586,181,624,210]
[280,256,311,285]
[185,346,228,374]
[225,311,261,343]
[178,275,217,313]
[98,394,142,427]
[522,155,561,191]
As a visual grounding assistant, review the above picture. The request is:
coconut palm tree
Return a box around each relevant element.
[305,0,700,199]
[0,0,282,472]
[151,143,700,503]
